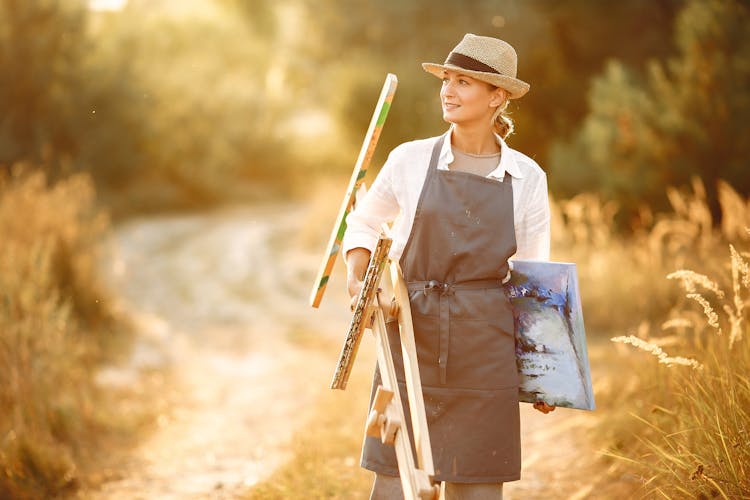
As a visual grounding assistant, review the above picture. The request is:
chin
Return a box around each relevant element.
[442,111,459,124]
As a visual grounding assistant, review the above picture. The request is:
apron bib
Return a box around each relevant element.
[361,134,522,483]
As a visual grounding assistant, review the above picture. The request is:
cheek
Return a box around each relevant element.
[474,90,495,109]
[463,89,484,107]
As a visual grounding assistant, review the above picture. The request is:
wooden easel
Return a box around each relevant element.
[310,73,438,499]
[330,234,438,500]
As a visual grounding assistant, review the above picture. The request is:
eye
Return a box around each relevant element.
[459,79,469,85]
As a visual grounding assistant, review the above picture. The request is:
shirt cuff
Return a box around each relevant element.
[341,231,379,258]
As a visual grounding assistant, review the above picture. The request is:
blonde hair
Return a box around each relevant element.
[491,98,514,139]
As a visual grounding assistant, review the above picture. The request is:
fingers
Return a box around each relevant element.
[347,277,364,303]
[533,401,556,414]
[387,297,399,319]
[376,289,399,321]
[349,286,397,319]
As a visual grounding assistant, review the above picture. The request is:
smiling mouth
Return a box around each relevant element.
[443,103,460,110]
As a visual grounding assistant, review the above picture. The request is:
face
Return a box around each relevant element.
[440,69,507,127]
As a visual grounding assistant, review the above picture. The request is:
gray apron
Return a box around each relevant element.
[361,134,521,483]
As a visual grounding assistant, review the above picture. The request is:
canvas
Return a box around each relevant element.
[505,260,595,411]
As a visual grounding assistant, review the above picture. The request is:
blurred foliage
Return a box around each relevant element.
[0,0,747,219]
[550,0,750,223]
[291,0,684,169]
[0,0,293,213]
[0,0,89,169]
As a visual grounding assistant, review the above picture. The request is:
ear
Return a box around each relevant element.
[489,87,507,108]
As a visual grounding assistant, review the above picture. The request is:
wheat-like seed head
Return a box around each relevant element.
[730,244,750,290]
[722,303,743,349]
[726,244,747,348]
[666,186,689,218]
[718,181,750,241]
[686,293,721,331]
[661,317,693,331]
[667,270,725,298]
[611,335,702,369]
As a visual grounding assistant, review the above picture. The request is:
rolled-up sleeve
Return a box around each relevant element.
[514,172,550,261]
[341,151,401,257]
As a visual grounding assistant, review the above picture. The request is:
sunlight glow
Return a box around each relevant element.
[287,109,335,139]
[89,0,128,11]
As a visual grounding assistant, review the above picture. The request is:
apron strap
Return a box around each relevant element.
[406,278,507,293]
[439,292,450,384]
[399,133,448,277]
[427,133,447,174]
[408,279,505,384]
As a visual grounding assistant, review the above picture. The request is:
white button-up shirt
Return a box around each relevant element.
[342,127,550,263]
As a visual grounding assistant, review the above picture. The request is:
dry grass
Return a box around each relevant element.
[0,166,135,499]
[550,177,738,336]
[603,243,750,498]
[555,178,750,497]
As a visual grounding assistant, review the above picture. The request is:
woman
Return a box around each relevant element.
[342,33,555,499]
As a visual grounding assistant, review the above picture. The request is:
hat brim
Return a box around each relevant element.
[422,62,530,99]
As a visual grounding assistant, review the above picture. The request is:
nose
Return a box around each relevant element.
[440,79,454,98]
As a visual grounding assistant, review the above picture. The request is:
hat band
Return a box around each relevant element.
[444,52,500,75]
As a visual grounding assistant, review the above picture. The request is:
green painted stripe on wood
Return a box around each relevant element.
[336,218,348,241]
[356,170,367,181]
[376,101,391,126]
[318,275,329,289]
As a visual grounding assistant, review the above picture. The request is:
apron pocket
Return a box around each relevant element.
[423,385,521,481]
[410,311,442,386]
[448,318,519,389]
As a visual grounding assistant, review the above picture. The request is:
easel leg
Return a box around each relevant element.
[369,301,438,500]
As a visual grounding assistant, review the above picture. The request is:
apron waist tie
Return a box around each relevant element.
[407,278,506,384]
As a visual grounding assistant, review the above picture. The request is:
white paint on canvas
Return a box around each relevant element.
[518,308,587,407]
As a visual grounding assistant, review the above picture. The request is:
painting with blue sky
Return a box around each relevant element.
[506,261,595,411]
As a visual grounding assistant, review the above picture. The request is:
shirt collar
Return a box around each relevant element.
[438,125,524,180]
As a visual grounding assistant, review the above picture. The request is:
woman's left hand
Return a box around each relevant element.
[533,401,556,414]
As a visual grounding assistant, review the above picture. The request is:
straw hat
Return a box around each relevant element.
[422,33,530,99]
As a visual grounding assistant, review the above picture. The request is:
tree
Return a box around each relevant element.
[273,0,682,173]
[0,0,89,171]
[549,0,750,220]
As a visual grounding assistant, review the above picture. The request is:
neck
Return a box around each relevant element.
[450,123,500,155]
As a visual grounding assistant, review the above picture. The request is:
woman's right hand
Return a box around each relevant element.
[347,275,364,310]
[345,248,398,319]
[345,247,371,309]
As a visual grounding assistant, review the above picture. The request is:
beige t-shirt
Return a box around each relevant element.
[448,147,502,177]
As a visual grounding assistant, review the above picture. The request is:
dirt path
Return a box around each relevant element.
[90,204,351,499]
[89,203,638,499]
